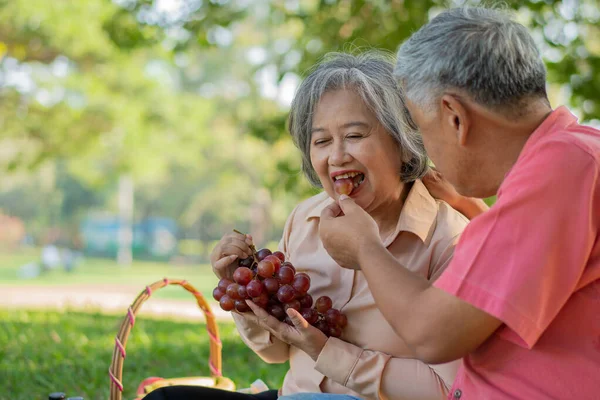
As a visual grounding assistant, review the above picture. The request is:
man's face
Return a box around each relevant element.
[405,99,467,194]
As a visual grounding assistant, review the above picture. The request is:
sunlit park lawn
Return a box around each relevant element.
[0,248,219,301]
[0,309,289,400]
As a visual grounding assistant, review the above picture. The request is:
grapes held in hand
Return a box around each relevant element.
[284,299,301,312]
[226,283,242,300]
[219,295,235,311]
[264,277,280,294]
[292,273,311,295]
[257,260,275,278]
[272,251,285,263]
[246,280,265,297]
[235,299,251,313]
[213,233,347,337]
[299,294,313,309]
[256,248,272,261]
[277,284,296,303]
[277,266,295,285]
[239,256,254,269]
[315,296,333,314]
[233,267,253,286]
[213,287,225,301]
[218,278,233,292]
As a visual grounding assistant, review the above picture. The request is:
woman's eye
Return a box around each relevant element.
[347,133,363,139]
[313,139,329,145]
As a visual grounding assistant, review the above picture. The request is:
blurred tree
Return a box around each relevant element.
[1,0,599,244]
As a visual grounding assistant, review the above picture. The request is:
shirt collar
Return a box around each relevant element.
[519,106,578,159]
[306,179,438,244]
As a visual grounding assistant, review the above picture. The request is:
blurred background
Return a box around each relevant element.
[1,0,599,398]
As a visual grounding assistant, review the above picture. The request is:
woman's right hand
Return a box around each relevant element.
[210,232,254,280]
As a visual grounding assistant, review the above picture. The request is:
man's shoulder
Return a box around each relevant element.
[541,120,600,164]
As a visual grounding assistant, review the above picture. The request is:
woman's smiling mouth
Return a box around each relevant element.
[332,171,366,195]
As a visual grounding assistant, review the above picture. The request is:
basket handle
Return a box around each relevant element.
[109,278,222,400]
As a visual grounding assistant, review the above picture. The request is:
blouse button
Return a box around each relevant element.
[453,389,462,399]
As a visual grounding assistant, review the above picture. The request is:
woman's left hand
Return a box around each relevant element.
[237,301,329,361]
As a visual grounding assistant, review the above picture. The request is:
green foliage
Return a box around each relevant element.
[1,0,599,240]
[0,309,289,400]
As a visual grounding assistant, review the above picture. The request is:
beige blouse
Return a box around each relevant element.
[232,180,469,399]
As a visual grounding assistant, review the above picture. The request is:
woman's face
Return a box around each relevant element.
[310,88,403,212]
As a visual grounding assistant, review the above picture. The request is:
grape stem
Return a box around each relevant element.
[233,229,259,267]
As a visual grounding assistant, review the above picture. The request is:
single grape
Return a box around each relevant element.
[292,273,311,295]
[226,283,242,300]
[246,280,265,297]
[325,308,344,326]
[237,285,249,299]
[257,260,275,278]
[212,287,225,301]
[277,266,295,285]
[235,299,251,313]
[315,320,330,335]
[268,304,286,320]
[299,294,313,309]
[233,267,254,285]
[281,262,296,273]
[301,308,319,325]
[329,325,342,338]
[239,256,254,269]
[338,313,348,328]
[218,278,233,292]
[263,277,280,294]
[264,255,281,273]
[219,295,235,311]
[277,284,296,303]
[284,299,301,312]
[256,248,272,261]
[252,292,269,308]
[272,251,285,263]
[334,178,353,196]
[315,296,333,314]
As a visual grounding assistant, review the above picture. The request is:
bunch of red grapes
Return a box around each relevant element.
[213,245,347,338]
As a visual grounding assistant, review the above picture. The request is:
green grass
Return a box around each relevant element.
[0,309,289,400]
[0,249,219,301]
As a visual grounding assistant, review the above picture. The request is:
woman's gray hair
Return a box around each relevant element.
[288,51,428,188]
[395,7,549,115]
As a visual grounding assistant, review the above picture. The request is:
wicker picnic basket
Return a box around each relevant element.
[109,278,235,400]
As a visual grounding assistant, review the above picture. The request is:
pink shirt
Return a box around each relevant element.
[434,106,600,400]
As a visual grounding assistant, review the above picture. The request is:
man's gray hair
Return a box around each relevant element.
[395,7,549,114]
[289,51,428,187]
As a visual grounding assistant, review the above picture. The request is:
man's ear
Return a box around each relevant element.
[440,94,470,146]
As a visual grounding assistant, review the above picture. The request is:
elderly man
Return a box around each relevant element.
[282,6,600,400]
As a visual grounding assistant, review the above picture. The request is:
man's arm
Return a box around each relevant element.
[356,236,501,364]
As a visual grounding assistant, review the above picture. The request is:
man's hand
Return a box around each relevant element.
[319,195,382,269]
[237,301,329,361]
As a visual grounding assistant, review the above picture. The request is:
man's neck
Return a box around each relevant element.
[474,101,553,195]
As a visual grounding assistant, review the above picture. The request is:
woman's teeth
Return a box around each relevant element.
[334,171,361,180]
[333,173,364,195]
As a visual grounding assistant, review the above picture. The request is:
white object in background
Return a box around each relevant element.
[17,262,41,279]
[41,245,61,269]
[236,379,270,394]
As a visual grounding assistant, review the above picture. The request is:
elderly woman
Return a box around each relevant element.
[144,51,471,400]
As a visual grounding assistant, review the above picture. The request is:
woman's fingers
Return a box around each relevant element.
[213,254,238,270]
